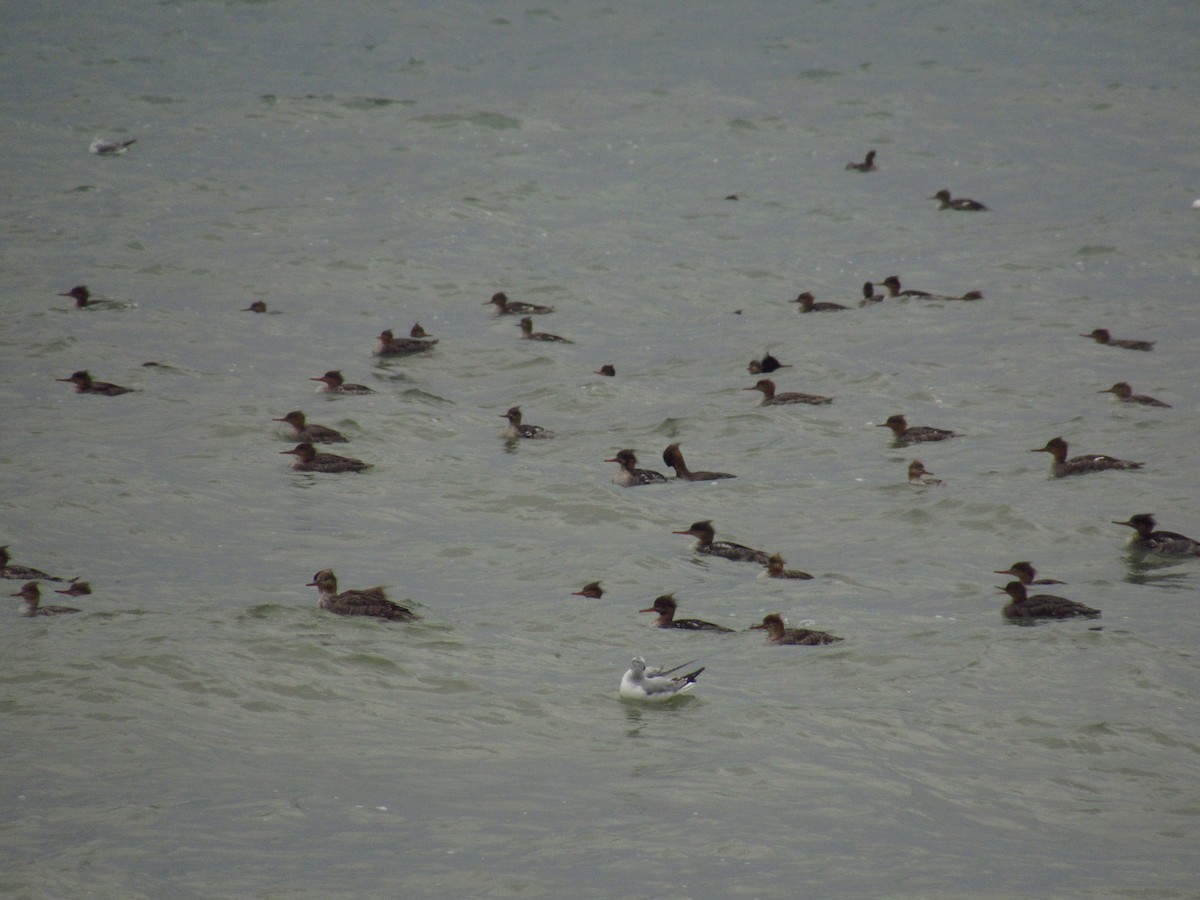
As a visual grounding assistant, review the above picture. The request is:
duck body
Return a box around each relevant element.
[1114,514,1200,556]
[572,581,604,599]
[859,282,885,306]
[661,443,735,481]
[373,329,438,357]
[274,411,348,444]
[765,553,813,580]
[993,562,1065,586]
[307,569,419,621]
[1031,437,1142,478]
[999,582,1099,620]
[747,353,791,375]
[792,291,846,312]
[90,138,136,155]
[608,450,667,486]
[907,461,945,486]
[311,371,374,394]
[619,656,705,701]
[640,594,733,632]
[751,613,842,645]
[673,521,770,565]
[0,547,64,582]
[485,291,554,315]
[12,582,79,617]
[930,189,987,211]
[746,378,832,406]
[516,317,573,343]
[1099,383,1169,407]
[881,276,932,298]
[845,150,877,172]
[1082,329,1154,351]
[281,443,371,473]
[501,406,554,440]
[57,370,134,395]
[879,415,957,446]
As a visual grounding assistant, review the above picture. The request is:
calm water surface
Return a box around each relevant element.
[3,1,1199,897]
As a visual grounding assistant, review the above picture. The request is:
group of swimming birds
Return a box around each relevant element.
[22,145,1189,700]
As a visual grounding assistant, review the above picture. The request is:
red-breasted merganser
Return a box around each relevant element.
[90,137,136,155]
[998,582,1099,620]
[0,546,64,582]
[1098,382,1169,407]
[274,410,348,444]
[620,656,704,701]
[747,353,792,375]
[880,276,932,298]
[859,281,885,306]
[307,569,419,621]
[572,581,604,599]
[58,285,107,308]
[12,582,79,617]
[745,378,832,406]
[930,189,987,211]
[409,323,432,338]
[765,553,813,580]
[1081,329,1154,351]
[661,443,735,480]
[595,364,616,376]
[374,328,438,357]
[907,460,945,486]
[878,415,957,446]
[242,300,268,313]
[485,291,554,315]
[640,594,733,632]
[792,291,847,312]
[607,450,667,486]
[673,520,769,564]
[57,370,135,395]
[56,579,92,597]
[1113,514,1200,556]
[310,370,375,394]
[751,613,842,645]
[994,562,1065,586]
[517,317,573,343]
[845,150,877,172]
[501,406,555,440]
[1030,436,1142,478]
[281,443,371,473]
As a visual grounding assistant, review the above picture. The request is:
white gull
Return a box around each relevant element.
[619,656,705,701]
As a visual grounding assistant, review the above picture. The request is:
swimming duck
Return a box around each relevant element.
[1030,437,1142,478]
[673,521,769,564]
[501,406,555,440]
[661,443,735,481]
[56,370,135,395]
[845,150,877,172]
[516,317,573,343]
[640,594,733,632]
[998,582,1099,620]
[993,562,1065,586]
[877,415,957,446]
[751,613,842,645]
[607,450,667,486]
[930,189,987,211]
[485,291,554,315]
[1098,383,1169,407]
[1081,329,1154,351]
[12,582,79,617]
[764,553,813,580]
[1113,514,1200,556]
[274,411,348,444]
[307,569,419,621]
[280,443,371,473]
[745,379,833,406]
[792,291,847,312]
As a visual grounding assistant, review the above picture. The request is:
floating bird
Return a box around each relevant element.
[1080,329,1154,352]
[1030,436,1142,478]
[501,406,555,440]
[607,449,667,486]
[764,553,813,580]
[1113,514,1200,556]
[307,569,419,621]
[281,443,371,473]
[12,582,79,617]
[907,461,945,486]
[1098,383,1169,407]
[572,581,604,599]
[310,370,374,394]
[57,285,105,308]
[90,137,136,155]
[747,352,792,375]
[373,328,438,357]
[845,150,877,172]
[751,613,842,645]
[792,291,847,312]
[56,370,135,395]
[242,300,268,313]
[516,316,573,343]
[409,323,432,338]
[930,189,987,211]
[859,282,885,306]
[619,656,705,701]
[640,594,733,632]
[745,378,832,406]
[661,443,735,481]
[0,546,64,582]
[484,291,554,315]
[595,364,616,376]
[880,276,932,298]
[673,520,769,565]
[274,411,348,444]
[998,582,1099,620]
[877,415,957,446]
[993,562,1065,586]
[55,579,92,597]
